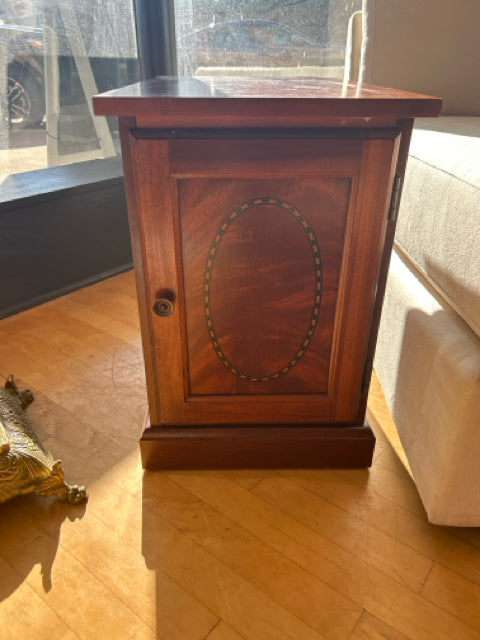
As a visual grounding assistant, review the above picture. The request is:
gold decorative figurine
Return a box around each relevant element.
[0,376,87,505]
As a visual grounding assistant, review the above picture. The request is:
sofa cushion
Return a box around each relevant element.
[374,250,480,526]
[395,116,480,338]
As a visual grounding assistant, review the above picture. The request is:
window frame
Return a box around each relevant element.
[0,1,176,317]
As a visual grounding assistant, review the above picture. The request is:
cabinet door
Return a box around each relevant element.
[130,133,398,426]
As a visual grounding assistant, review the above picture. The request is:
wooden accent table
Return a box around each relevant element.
[94,76,441,469]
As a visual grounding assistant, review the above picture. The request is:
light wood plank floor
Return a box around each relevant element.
[1,270,479,640]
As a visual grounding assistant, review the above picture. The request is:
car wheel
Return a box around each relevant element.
[8,63,45,128]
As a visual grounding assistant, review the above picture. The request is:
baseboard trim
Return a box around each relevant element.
[0,263,133,318]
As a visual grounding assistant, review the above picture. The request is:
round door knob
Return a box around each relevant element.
[153,298,174,317]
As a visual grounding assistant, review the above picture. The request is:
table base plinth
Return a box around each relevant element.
[140,417,375,470]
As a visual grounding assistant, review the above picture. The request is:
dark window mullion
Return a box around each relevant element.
[134,0,178,79]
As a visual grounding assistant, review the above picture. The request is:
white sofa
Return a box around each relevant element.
[357,0,480,525]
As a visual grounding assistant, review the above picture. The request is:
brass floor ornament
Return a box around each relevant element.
[0,376,88,505]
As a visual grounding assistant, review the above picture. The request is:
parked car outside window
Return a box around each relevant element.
[177,19,344,74]
[2,23,45,127]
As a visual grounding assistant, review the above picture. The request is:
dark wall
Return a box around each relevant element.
[1,161,132,318]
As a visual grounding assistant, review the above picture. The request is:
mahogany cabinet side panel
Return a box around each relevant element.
[356,119,413,419]
[331,136,400,420]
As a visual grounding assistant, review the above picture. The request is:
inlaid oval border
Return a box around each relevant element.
[204,197,323,382]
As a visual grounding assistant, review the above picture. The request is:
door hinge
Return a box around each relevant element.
[388,174,404,222]
[361,359,374,396]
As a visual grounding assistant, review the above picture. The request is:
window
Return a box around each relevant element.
[174,0,361,78]
[0,0,139,177]
[0,0,362,317]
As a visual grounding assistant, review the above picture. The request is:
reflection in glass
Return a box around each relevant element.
[174,0,361,78]
[0,0,139,177]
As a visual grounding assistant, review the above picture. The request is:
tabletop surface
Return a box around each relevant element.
[93,76,442,122]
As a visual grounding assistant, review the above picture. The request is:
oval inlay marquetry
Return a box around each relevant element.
[204,197,323,382]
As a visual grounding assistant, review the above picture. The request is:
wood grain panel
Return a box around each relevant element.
[127,133,398,432]
[170,137,363,176]
[93,76,443,127]
[179,177,350,396]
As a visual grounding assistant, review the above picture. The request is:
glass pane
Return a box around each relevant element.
[0,0,139,177]
[174,0,361,78]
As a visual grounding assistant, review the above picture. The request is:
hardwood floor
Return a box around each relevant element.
[0,270,479,640]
